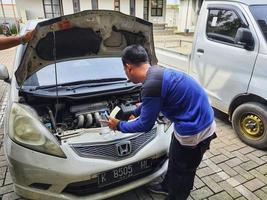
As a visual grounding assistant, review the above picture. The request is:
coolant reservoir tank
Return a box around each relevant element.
[99,111,110,135]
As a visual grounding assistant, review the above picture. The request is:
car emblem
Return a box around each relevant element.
[116,141,132,157]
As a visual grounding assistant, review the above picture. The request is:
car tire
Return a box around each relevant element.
[232,102,267,149]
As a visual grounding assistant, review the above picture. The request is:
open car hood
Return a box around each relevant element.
[15,10,158,86]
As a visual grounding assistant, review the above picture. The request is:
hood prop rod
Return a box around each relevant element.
[52,27,59,133]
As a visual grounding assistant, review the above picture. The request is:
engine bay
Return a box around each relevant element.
[19,92,140,136]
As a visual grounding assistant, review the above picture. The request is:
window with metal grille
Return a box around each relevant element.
[144,0,149,20]
[151,0,163,16]
[73,0,80,13]
[91,0,98,10]
[43,0,63,18]
[130,0,135,16]
[114,0,120,11]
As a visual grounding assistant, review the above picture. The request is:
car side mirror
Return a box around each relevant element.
[235,28,255,51]
[0,64,10,83]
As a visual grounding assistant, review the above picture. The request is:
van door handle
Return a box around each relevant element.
[197,48,204,54]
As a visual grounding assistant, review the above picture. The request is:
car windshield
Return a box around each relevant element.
[250,5,267,42]
[23,57,126,87]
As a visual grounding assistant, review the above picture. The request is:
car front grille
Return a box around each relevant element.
[70,128,157,160]
[62,154,167,196]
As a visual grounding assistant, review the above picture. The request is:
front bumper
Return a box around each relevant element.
[14,160,168,200]
[4,127,172,200]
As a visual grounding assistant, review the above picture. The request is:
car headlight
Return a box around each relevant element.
[8,103,66,158]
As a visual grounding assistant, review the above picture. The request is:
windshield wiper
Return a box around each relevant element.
[26,78,128,91]
[65,79,132,91]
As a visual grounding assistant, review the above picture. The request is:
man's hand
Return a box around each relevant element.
[20,29,35,44]
[108,117,120,130]
[129,114,136,120]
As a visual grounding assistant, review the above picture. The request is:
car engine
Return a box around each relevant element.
[27,93,140,134]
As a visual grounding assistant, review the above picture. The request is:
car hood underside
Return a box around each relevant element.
[15,10,157,86]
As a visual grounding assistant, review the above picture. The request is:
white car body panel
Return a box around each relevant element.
[3,13,172,199]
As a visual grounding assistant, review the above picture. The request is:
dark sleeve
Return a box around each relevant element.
[132,104,142,117]
[119,97,161,133]
[118,66,164,133]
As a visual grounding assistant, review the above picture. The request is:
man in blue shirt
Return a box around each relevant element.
[109,45,216,200]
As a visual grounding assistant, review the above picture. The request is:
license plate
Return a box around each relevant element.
[98,159,152,187]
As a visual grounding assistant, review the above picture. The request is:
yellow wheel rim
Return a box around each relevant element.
[240,114,264,140]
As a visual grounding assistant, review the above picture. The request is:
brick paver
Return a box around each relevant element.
[0,48,267,200]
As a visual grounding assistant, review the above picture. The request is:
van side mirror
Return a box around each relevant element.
[235,28,254,51]
[0,64,10,82]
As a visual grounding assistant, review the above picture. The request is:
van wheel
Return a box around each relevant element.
[232,102,267,149]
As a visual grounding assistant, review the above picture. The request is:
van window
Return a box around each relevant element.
[250,5,267,42]
[206,9,245,44]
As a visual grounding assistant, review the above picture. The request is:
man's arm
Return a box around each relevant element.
[0,36,21,50]
[109,66,165,132]
[0,30,34,50]
[132,103,142,117]
[118,96,161,133]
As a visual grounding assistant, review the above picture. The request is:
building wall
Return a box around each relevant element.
[15,0,44,20]
[165,6,179,27]
[0,3,19,24]
[14,0,167,24]
[178,0,199,32]
[80,0,92,10]
[63,0,93,13]
[98,0,113,10]
[120,0,129,15]
[114,0,143,19]
[135,0,143,19]
[62,0,73,15]
[179,0,187,31]
[0,3,18,18]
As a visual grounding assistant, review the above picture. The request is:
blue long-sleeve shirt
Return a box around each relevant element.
[118,66,214,136]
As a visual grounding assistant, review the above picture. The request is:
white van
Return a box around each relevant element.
[157,0,267,149]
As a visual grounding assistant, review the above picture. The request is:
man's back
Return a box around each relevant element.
[160,67,214,136]
[118,66,214,137]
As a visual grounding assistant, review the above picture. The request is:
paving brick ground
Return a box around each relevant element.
[0,48,267,200]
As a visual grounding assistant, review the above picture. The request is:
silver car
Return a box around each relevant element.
[0,10,172,200]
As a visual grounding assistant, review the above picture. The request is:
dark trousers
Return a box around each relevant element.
[162,133,216,200]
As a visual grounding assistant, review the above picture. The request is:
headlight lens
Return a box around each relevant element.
[9,103,66,158]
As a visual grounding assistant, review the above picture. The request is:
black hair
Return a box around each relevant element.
[121,44,149,66]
